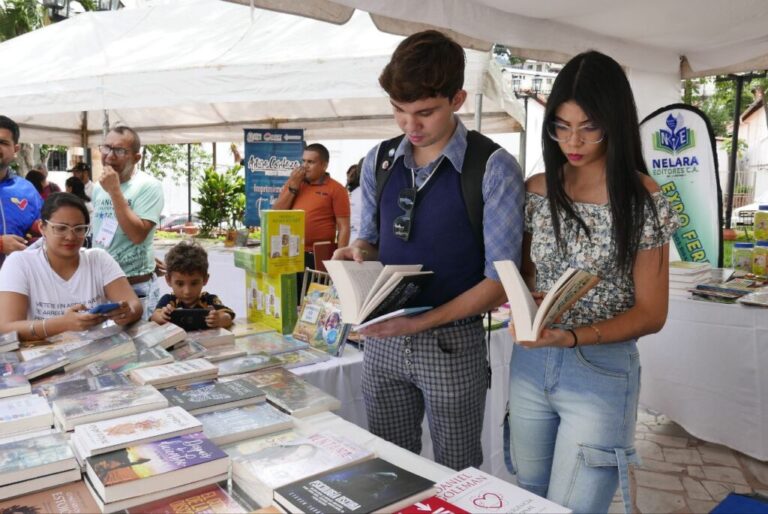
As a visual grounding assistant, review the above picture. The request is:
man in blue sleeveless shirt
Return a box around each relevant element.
[334,31,524,469]
[0,116,42,269]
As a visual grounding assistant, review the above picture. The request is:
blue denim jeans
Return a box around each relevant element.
[505,341,641,514]
[131,275,161,321]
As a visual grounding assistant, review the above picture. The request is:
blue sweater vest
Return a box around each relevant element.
[378,157,485,308]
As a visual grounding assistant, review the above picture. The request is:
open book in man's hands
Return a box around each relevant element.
[494,260,600,341]
[323,261,433,329]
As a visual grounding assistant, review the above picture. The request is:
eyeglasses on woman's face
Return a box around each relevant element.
[44,221,91,238]
[546,121,605,145]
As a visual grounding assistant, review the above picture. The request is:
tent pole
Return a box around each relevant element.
[187,144,192,223]
[724,75,745,230]
[102,110,110,141]
[474,93,483,132]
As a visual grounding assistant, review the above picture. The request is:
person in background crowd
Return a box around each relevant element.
[24,170,45,197]
[333,30,524,470]
[346,161,362,242]
[66,176,92,214]
[70,162,94,200]
[32,163,61,200]
[91,125,164,320]
[0,115,43,268]
[505,51,680,514]
[0,193,141,340]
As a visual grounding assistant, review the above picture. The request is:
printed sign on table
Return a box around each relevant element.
[244,129,304,227]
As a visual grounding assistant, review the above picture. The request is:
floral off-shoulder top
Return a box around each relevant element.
[525,191,680,326]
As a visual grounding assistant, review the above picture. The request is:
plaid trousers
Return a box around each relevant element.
[362,318,487,470]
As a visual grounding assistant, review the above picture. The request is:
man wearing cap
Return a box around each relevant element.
[91,125,164,319]
[70,162,94,199]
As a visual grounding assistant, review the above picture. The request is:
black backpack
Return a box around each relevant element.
[373,130,500,249]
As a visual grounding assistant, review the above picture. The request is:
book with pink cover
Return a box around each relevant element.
[128,484,246,513]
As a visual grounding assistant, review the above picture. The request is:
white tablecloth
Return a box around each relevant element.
[295,330,516,480]
[639,297,768,460]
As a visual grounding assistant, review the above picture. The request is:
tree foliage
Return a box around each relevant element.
[141,144,212,184]
[683,75,768,137]
[195,164,244,237]
[0,0,45,42]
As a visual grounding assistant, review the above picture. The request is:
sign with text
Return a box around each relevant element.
[244,129,304,227]
[640,104,722,265]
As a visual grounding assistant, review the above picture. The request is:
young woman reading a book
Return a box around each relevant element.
[0,193,142,340]
[505,51,679,514]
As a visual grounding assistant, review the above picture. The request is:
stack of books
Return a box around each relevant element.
[0,433,80,500]
[160,378,266,415]
[0,481,100,513]
[669,261,711,297]
[133,323,187,350]
[196,402,293,446]
[14,351,69,380]
[0,394,52,436]
[52,385,168,431]
[33,373,131,404]
[126,484,247,513]
[0,332,19,353]
[0,373,30,399]
[185,328,235,348]
[170,340,207,361]
[691,276,766,303]
[63,333,135,373]
[128,359,219,389]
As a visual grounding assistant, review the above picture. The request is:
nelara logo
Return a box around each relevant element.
[10,197,28,210]
[653,113,695,154]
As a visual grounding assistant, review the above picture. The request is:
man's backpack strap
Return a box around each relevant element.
[462,130,500,248]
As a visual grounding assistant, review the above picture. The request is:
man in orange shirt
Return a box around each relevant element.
[273,143,350,295]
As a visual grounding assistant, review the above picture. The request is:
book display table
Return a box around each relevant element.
[639,297,768,460]
[294,329,517,481]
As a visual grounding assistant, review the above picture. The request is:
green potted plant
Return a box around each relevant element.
[195,166,233,239]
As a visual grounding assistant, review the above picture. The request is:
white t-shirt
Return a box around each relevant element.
[0,246,125,320]
[349,187,363,242]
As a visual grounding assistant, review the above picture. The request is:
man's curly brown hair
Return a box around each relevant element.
[164,241,209,276]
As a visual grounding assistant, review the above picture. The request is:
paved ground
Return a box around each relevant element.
[610,408,768,513]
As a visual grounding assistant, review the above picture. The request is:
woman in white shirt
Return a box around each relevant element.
[0,192,142,340]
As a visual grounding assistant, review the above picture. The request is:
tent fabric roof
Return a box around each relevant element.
[0,0,520,145]
[233,0,768,78]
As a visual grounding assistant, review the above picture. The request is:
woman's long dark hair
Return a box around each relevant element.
[542,50,657,274]
[66,176,91,203]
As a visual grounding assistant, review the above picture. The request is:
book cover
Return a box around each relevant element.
[230,320,275,339]
[125,319,160,338]
[0,363,11,378]
[395,495,471,514]
[259,210,305,274]
[74,406,202,455]
[128,484,247,514]
[64,332,135,372]
[0,394,51,433]
[494,261,599,341]
[0,332,18,346]
[13,351,68,379]
[170,340,207,361]
[274,457,435,514]
[235,431,373,506]
[696,277,764,296]
[738,290,768,307]
[224,429,300,461]
[52,385,168,426]
[0,480,100,513]
[197,402,293,445]
[435,467,572,513]
[235,332,309,356]
[0,433,75,483]
[185,328,235,348]
[323,261,433,325]
[160,379,266,414]
[133,323,187,349]
[669,260,711,274]
[216,354,282,377]
[246,271,298,335]
[293,284,349,356]
[242,368,340,417]
[203,345,247,363]
[129,359,218,385]
[19,339,89,361]
[33,373,131,403]
[86,432,227,487]
[0,374,30,399]
[0,353,19,364]
[272,348,331,369]
[46,320,123,344]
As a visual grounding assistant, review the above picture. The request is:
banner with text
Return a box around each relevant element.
[640,104,722,265]
[244,129,304,227]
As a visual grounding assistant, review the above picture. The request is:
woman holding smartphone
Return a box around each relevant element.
[0,193,142,340]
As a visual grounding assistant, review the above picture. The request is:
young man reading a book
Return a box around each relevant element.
[333,30,524,470]
[152,241,235,328]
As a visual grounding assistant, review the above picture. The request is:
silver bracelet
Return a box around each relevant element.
[42,318,49,338]
[29,321,37,338]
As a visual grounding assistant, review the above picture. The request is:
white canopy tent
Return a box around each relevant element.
[0,0,521,145]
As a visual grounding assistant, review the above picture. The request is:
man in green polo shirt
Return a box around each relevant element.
[91,126,164,319]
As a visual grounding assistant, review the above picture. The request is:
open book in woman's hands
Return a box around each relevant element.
[494,260,600,341]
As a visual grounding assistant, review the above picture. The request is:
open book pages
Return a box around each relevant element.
[494,261,599,341]
[323,261,432,325]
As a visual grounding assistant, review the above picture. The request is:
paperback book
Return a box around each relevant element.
[125,320,160,338]
[170,340,207,361]
[133,323,187,349]
[235,331,308,356]
[47,320,123,344]
[13,351,69,380]
[494,261,600,341]
[185,328,235,348]
[0,332,19,353]
[0,352,19,364]
[127,484,247,514]
[197,402,293,446]
[216,354,281,377]
[232,431,373,508]
[33,373,131,404]
[0,480,100,513]
[272,348,331,370]
[160,379,266,415]
[239,368,340,417]
[85,432,229,504]
[0,468,81,502]
[0,374,31,399]
[52,385,169,431]
[106,346,175,374]
[434,467,571,513]
[293,283,350,356]
[19,339,90,361]
[274,457,436,514]
[738,290,768,307]
[230,320,275,339]
[128,359,218,388]
[72,406,202,457]
[203,345,247,363]
[0,394,52,436]
[324,261,433,327]
[259,210,305,274]
[0,432,77,487]
[63,332,135,372]
[223,429,300,462]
